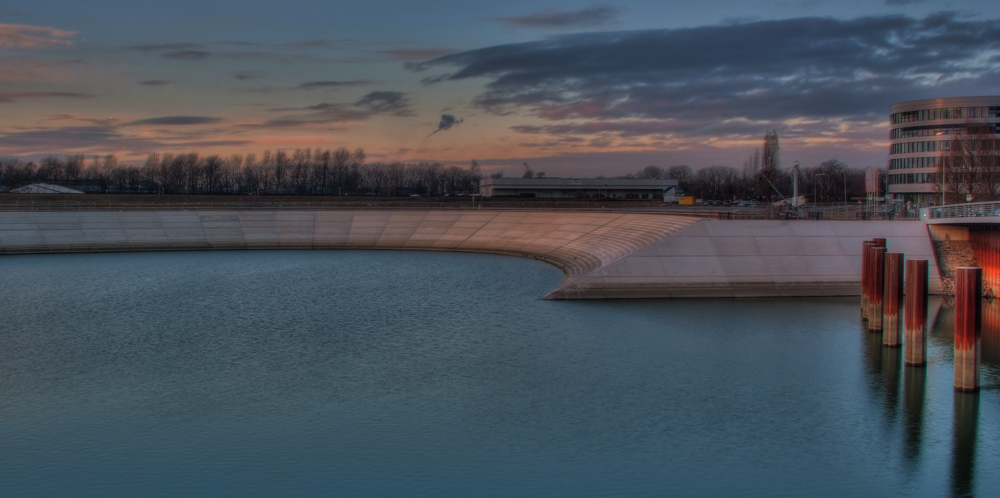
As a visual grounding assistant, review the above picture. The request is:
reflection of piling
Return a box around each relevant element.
[883,253,904,346]
[902,366,926,466]
[950,392,979,498]
[862,240,874,320]
[905,260,929,366]
[954,267,982,392]
[869,247,886,332]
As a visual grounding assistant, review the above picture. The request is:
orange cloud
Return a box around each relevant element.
[0,23,76,49]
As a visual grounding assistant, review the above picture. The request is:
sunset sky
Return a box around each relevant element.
[1,0,998,176]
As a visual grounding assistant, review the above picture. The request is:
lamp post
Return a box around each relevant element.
[843,171,847,209]
[815,173,825,207]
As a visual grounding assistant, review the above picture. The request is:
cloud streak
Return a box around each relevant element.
[486,3,624,29]
[0,23,76,49]
[257,91,414,127]
[138,80,175,86]
[0,91,94,103]
[378,48,458,61]
[125,116,222,126]
[295,80,372,90]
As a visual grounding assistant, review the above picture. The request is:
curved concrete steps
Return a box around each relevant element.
[0,210,697,297]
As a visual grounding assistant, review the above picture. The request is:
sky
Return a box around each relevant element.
[1,0,998,176]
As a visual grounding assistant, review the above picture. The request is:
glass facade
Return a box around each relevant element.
[890,106,1000,124]
[888,97,1000,204]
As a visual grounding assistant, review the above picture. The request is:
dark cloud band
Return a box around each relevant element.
[415,12,1000,131]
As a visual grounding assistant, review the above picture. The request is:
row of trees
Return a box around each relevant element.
[626,130,876,202]
[16,125,992,203]
[0,148,483,196]
[628,160,874,202]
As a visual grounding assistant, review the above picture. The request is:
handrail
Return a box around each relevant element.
[920,201,1000,221]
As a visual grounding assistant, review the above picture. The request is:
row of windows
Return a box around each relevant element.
[889,156,940,170]
[892,124,976,139]
[891,141,941,154]
[888,173,937,185]
[892,106,1000,124]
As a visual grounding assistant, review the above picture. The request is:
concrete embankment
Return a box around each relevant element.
[0,211,940,299]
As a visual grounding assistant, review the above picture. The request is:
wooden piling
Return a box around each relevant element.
[883,253,904,346]
[904,260,929,366]
[954,267,982,392]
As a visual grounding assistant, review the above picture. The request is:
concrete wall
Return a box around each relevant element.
[548,219,942,299]
[0,211,940,299]
[0,210,695,282]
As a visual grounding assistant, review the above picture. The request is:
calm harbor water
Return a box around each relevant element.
[1,250,999,497]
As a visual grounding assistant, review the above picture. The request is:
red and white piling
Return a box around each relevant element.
[868,246,886,332]
[954,267,982,392]
[883,253,904,346]
[904,260,929,366]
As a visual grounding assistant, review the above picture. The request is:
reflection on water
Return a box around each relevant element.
[862,295,1000,496]
[903,366,927,467]
[951,392,979,498]
[862,326,902,428]
[2,251,1000,497]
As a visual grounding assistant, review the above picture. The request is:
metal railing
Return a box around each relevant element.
[920,201,1000,221]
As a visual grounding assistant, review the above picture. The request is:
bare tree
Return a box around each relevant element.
[636,165,665,179]
[940,123,1000,203]
[742,148,760,198]
[760,130,780,201]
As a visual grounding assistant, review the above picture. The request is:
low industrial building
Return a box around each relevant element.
[479,178,680,200]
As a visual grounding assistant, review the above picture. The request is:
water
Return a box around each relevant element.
[1,250,999,497]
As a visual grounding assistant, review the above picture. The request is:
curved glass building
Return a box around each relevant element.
[888,96,1000,204]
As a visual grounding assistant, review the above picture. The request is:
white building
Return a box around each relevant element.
[888,96,1000,204]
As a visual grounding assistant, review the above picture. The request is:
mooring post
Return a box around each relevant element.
[883,252,904,346]
[954,267,982,392]
[904,260,929,366]
[869,246,886,332]
[862,240,874,320]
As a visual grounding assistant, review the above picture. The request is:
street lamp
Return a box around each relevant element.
[814,173,825,207]
[843,171,847,209]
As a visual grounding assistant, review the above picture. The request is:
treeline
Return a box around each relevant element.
[621,129,881,202]
[626,161,876,202]
[0,148,483,196]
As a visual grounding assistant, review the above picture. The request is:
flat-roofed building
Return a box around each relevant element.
[479,177,680,200]
[888,96,1000,204]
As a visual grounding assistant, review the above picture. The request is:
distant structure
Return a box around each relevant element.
[9,183,84,194]
[888,96,1000,204]
[479,178,680,200]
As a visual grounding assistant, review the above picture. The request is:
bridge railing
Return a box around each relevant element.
[920,201,1000,221]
